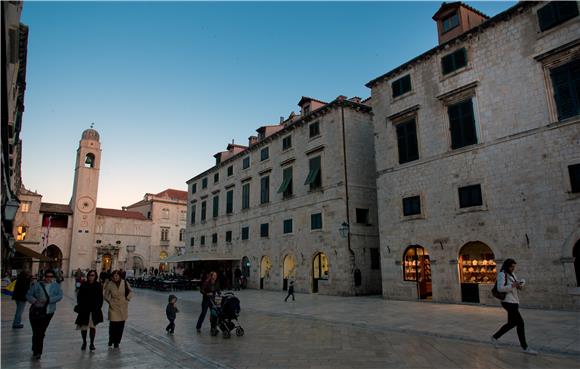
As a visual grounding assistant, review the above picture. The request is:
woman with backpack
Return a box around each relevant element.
[104,270,133,348]
[491,258,537,355]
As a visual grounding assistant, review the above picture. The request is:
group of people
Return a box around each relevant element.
[11,268,133,360]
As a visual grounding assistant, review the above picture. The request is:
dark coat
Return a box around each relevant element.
[75,281,104,326]
[12,274,31,302]
[166,303,179,320]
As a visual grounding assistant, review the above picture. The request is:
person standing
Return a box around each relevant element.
[284,280,295,302]
[234,268,242,291]
[26,269,63,360]
[165,294,179,334]
[196,271,218,332]
[491,259,537,355]
[12,271,31,328]
[75,270,103,351]
[104,270,133,348]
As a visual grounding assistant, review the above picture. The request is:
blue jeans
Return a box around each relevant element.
[13,300,26,327]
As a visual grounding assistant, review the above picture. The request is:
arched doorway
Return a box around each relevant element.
[312,252,329,293]
[403,245,432,300]
[241,256,250,277]
[101,254,112,272]
[159,251,168,272]
[133,255,144,273]
[40,245,63,271]
[459,241,496,303]
[574,240,580,287]
[282,254,296,291]
[260,256,272,289]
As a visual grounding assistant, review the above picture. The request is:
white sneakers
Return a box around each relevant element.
[523,347,538,355]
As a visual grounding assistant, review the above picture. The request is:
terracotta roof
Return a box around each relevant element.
[298,96,327,107]
[40,202,73,214]
[154,189,188,202]
[432,2,490,20]
[96,207,147,220]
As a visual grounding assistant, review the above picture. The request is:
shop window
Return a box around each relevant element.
[570,163,580,193]
[458,184,483,208]
[403,196,421,216]
[202,177,208,189]
[396,118,419,163]
[260,176,270,204]
[283,219,293,234]
[16,225,27,241]
[241,226,249,240]
[243,156,250,169]
[459,241,496,284]
[311,213,323,230]
[402,245,432,299]
[550,59,580,121]
[356,208,370,224]
[313,252,329,280]
[260,147,269,161]
[309,121,320,138]
[260,223,269,238]
[537,1,579,32]
[278,167,293,198]
[227,166,233,176]
[392,74,412,98]
[260,256,272,280]
[212,195,219,218]
[442,48,467,75]
[370,248,380,270]
[160,251,168,260]
[242,183,250,209]
[84,153,95,168]
[282,136,292,150]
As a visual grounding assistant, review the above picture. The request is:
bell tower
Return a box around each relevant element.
[68,127,101,274]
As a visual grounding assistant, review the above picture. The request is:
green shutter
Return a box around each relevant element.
[305,157,321,185]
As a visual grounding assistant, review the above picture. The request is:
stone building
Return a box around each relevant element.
[2,0,29,270]
[184,96,382,295]
[367,1,580,309]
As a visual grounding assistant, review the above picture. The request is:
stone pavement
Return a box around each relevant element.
[1,280,579,369]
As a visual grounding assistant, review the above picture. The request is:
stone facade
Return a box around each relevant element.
[185,96,382,295]
[368,2,580,309]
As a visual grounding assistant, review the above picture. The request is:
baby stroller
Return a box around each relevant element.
[210,292,244,338]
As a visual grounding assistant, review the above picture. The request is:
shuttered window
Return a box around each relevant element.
[260,223,269,237]
[396,119,419,164]
[309,121,320,137]
[442,48,467,75]
[242,183,250,209]
[212,233,217,244]
[458,184,483,208]
[278,167,293,198]
[226,190,234,214]
[227,166,233,176]
[243,156,250,169]
[241,226,249,240]
[191,204,196,224]
[201,201,206,221]
[311,213,323,230]
[304,156,322,190]
[448,99,478,149]
[260,176,270,204]
[550,59,580,121]
[282,136,292,150]
[283,219,293,234]
[212,195,219,218]
[191,183,197,194]
[392,75,412,98]
[537,1,578,32]
[402,196,421,216]
[202,177,208,189]
[260,147,269,161]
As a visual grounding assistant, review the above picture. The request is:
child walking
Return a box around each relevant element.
[165,294,179,334]
[284,281,295,302]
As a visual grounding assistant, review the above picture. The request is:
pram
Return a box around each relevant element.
[210,292,244,338]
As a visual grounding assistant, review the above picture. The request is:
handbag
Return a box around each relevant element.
[491,272,512,300]
[29,283,50,320]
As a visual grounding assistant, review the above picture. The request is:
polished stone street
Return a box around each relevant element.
[2,280,579,369]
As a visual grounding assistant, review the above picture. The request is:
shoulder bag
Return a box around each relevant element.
[30,283,50,320]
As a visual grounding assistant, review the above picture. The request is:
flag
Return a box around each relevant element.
[42,216,52,249]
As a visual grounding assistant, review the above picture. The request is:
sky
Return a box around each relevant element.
[20,1,514,209]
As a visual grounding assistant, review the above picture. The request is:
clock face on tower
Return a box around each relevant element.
[77,196,95,213]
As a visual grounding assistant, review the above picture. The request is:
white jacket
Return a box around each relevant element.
[496,271,520,304]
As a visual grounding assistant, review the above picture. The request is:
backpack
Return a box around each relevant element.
[491,272,509,300]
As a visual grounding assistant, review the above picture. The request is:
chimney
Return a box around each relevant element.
[280,116,284,124]
[248,136,258,146]
[432,2,489,45]
[349,96,362,103]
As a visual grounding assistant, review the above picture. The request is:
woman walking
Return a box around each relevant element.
[12,271,31,329]
[491,259,537,355]
[104,270,133,348]
[196,271,218,333]
[75,270,103,351]
[26,269,63,360]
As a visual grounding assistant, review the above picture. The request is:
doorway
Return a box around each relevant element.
[312,252,329,293]
[101,254,112,271]
[260,256,271,290]
[403,245,432,300]
[282,254,296,291]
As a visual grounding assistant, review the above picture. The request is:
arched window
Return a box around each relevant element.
[16,225,27,241]
[260,256,272,278]
[84,153,95,168]
[574,240,580,287]
[459,242,496,284]
[241,256,250,277]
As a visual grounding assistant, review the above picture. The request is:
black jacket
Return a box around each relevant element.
[75,281,104,326]
[166,303,179,320]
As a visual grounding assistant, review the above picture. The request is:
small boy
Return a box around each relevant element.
[284,281,295,302]
[166,294,179,334]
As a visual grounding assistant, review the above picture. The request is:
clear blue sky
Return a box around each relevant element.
[21,1,514,209]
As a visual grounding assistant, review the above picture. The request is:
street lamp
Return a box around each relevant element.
[339,222,350,238]
[3,198,20,221]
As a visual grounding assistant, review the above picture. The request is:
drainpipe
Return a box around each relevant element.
[340,103,356,279]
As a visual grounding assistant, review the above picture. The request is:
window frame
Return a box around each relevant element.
[402,195,422,217]
[260,175,270,204]
[309,121,321,138]
[391,74,412,98]
[260,223,269,238]
[241,226,249,240]
[282,135,292,151]
[458,184,483,209]
[283,218,293,234]
[202,177,208,189]
[227,166,234,176]
[260,147,270,161]
[447,98,479,150]
[395,118,420,164]
[242,183,250,210]
[212,195,219,218]
[226,190,234,214]
[441,47,468,76]
[537,1,579,32]
[441,11,460,33]
[311,212,323,230]
[355,208,370,225]
[242,156,251,169]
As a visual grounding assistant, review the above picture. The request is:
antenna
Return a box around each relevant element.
[90,122,94,129]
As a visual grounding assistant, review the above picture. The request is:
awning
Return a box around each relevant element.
[277,176,292,193]
[164,254,241,263]
[14,243,51,261]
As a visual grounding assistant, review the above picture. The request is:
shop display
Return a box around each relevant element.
[460,256,496,284]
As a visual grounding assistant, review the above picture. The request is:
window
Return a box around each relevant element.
[180,210,187,221]
[396,119,419,163]
[550,59,580,121]
[16,225,27,241]
[458,184,483,208]
[160,227,169,241]
[305,156,322,190]
[190,237,194,247]
[441,48,467,75]
[260,147,269,161]
[241,226,249,240]
[179,228,185,242]
[311,213,323,230]
[214,172,219,183]
[202,177,208,189]
[227,165,233,176]
[260,176,270,204]
[260,223,269,237]
[403,196,421,216]
[212,233,218,244]
[442,12,459,33]
[569,163,580,193]
[200,235,206,246]
[243,156,250,169]
[212,195,219,218]
[538,1,578,32]
[392,75,412,98]
[226,190,234,214]
[282,136,292,150]
[19,201,30,213]
[370,248,381,270]
[242,183,250,209]
[278,167,293,198]
[192,183,197,194]
[222,230,231,243]
[191,204,196,224]
[201,201,207,221]
[309,121,320,138]
[162,208,169,219]
[448,99,478,149]
[356,208,370,224]
[147,211,151,220]
[303,104,311,115]
[283,219,293,234]
[84,153,95,168]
